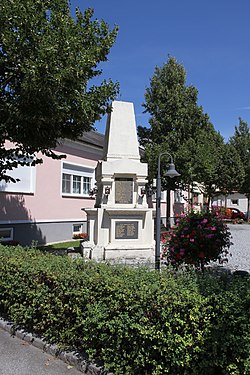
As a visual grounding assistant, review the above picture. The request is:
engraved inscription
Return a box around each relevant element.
[115,221,138,239]
[115,224,126,238]
[115,178,133,204]
[127,223,136,237]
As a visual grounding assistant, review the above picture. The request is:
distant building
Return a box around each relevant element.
[212,192,248,214]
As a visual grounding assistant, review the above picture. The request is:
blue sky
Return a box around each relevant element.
[71,0,250,141]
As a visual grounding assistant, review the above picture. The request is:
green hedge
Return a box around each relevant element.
[0,244,249,374]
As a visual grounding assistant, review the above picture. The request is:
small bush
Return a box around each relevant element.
[0,244,249,374]
[163,211,232,270]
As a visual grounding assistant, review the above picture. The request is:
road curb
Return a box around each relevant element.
[0,317,110,375]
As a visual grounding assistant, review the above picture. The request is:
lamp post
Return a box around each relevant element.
[155,152,180,270]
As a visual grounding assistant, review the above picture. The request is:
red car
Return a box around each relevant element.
[229,208,247,221]
[225,208,247,221]
[213,207,247,221]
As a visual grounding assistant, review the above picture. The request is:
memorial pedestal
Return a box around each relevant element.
[84,207,154,263]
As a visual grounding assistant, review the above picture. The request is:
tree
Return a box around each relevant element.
[138,56,214,217]
[0,0,119,181]
[229,118,250,219]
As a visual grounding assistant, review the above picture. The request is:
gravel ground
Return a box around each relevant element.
[221,224,250,273]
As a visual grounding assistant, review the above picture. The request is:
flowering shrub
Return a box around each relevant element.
[72,232,88,240]
[162,211,232,270]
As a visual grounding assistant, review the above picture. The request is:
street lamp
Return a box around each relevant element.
[155,152,180,270]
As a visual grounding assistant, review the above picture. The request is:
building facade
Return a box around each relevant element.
[0,132,103,245]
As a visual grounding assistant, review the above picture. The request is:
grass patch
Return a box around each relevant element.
[38,240,81,253]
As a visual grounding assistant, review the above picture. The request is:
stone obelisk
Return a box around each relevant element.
[82,101,154,263]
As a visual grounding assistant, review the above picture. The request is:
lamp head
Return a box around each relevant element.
[165,163,180,178]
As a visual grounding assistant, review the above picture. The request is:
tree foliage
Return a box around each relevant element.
[176,129,245,205]
[175,129,223,202]
[139,56,245,206]
[217,143,245,194]
[138,56,212,152]
[229,118,250,217]
[229,118,250,195]
[0,0,119,181]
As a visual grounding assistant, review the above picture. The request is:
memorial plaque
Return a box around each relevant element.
[115,178,133,204]
[115,221,138,239]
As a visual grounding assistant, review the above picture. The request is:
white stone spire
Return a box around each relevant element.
[103,101,140,161]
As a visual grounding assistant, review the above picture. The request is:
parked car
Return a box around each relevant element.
[214,207,247,221]
[227,208,247,221]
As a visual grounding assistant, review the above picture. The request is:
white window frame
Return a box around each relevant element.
[61,162,94,197]
[72,223,83,235]
[0,227,13,242]
[152,190,166,202]
[174,190,182,203]
[0,159,36,194]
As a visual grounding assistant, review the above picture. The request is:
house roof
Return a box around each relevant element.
[78,130,145,157]
[79,130,104,149]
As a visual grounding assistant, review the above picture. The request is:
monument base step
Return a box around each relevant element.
[81,241,154,264]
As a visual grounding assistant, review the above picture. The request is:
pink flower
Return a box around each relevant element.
[201,219,208,224]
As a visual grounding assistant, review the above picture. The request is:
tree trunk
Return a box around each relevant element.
[207,195,211,212]
[190,183,194,211]
[224,194,228,209]
[166,189,171,230]
[188,185,191,212]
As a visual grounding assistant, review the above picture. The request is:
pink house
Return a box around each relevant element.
[0,132,104,245]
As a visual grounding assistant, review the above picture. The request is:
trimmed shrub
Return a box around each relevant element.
[0,244,249,374]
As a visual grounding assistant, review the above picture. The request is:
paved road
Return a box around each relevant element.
[0,328,82,375]
[226,224,250,272]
